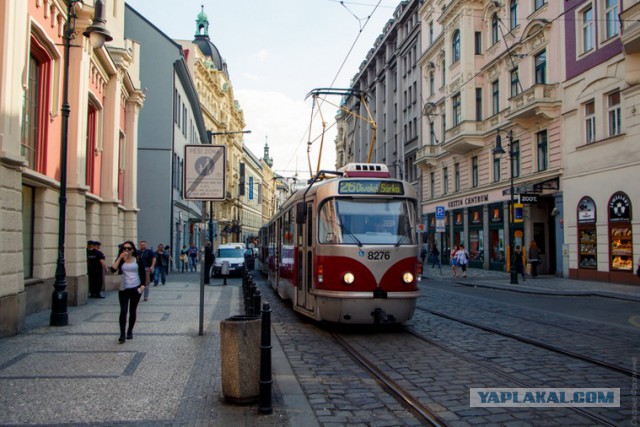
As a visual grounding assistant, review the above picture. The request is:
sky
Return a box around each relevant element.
[125,0,400,180]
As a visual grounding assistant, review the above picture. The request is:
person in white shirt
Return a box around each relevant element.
[456,244,469,278]
[111,241,146,343]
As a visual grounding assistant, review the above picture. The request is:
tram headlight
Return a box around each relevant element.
[402,272,414,284]
[343,272,355,285]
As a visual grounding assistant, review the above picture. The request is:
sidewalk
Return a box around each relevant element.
[0,273,317,426]
[422,265,640,302]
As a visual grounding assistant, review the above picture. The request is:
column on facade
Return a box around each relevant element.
[100,69,123,251]
[0,0,29,312]
[123,91,144,240]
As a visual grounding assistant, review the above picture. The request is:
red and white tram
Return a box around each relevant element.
[257,163,421,324]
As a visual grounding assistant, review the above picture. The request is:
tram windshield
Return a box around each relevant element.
[318,198,416,245]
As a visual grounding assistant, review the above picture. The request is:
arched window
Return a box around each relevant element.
[452,30,461,63]
[491,13,499,45]
[510,0,518,30]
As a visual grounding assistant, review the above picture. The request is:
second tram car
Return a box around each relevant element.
[258,163,421,324]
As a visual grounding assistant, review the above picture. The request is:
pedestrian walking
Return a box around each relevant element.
[153,244,170,286]
[528,240,540,278]
[456,244,469,277]
[514,245,525,281]
[430,243,441,269]
[87,240,107,298]
[179,245,189,272]
[450,244,459,277]
[110,240,146,343]
[188,244,198,272]
[139,240,155,301]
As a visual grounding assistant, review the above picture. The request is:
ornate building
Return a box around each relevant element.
[0,0,144,336]
[416,0,564,274]
[177,7,248,246]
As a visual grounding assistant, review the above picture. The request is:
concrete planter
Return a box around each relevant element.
[220,315,261,404]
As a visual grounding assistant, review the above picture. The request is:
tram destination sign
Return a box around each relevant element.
[338,180,404,195]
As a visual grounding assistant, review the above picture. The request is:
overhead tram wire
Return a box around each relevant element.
[283,0,383,177]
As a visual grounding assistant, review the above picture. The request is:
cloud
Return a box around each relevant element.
[235,89,337,178]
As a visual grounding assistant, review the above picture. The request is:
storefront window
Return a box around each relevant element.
[577,196,597,269]
[490,229,505,263]
[608,192,632,271]
[469,229,484,262]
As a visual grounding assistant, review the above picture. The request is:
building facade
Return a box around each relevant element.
[416,0,564,274]
[0,0,143,336]
[125,5,208,267]
[339,0,423,188]
[562,0,640,284]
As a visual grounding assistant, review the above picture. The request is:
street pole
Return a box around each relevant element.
[494,129,518,285]
[51,0,111,326]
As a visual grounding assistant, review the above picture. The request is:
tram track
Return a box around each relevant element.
[402,326,620,427]
[331,332,449,427]
[416,304,634,377]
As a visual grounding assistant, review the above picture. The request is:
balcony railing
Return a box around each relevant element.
[441,120,486,155]
[507,83,561,126]
[414,144,442,170]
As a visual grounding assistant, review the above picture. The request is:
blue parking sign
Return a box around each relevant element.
[435,206,445,220]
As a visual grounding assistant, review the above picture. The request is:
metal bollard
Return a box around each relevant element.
[258,302,272,414]
[253,290,261,317]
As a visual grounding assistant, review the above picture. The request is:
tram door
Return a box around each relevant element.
[296,202,315,313]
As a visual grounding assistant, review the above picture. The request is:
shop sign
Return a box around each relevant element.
[519,194,539,204]
[578,197,596,224]
[454,211,464,226]
[609,192,631,222]
[447,194,489,209]
[490,206,503,223]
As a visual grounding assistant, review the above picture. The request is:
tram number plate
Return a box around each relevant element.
[367,251,390,260]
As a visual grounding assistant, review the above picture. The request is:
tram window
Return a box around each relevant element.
[319,198,416,245]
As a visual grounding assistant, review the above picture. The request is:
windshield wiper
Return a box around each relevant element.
[395,234,407,247]
[339,223,363,247]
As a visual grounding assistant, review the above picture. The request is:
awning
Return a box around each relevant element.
[502,177,559,196]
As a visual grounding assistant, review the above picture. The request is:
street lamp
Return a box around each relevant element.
[51,0,112,326]
[493,129,519,285]
[206,130,251,244]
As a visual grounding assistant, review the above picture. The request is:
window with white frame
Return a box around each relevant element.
[534,0,545,11]
[608,90,621,137]
[604,0,619,40]
[429,71,434,96]
[430,172,435,198]
[454,163,460,192]
[443,167,449,195]
[585,100,596,143]
[582,6,594,53]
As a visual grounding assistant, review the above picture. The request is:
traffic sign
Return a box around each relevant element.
[435,206,445,220]
[183,145,226,200]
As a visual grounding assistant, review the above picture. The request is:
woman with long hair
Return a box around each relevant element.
[111,240,146,343]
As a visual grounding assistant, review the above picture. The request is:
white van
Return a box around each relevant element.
[213,243,246,277]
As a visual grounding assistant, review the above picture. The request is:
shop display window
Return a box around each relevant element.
[469,229,484,262]
[577,196,597,269]
[608,192,632,272]
[490,229,504,263]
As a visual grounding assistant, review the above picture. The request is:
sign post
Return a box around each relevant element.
[184,145,226,336]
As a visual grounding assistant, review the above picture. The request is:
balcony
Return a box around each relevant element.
[414,144,443,170]
[621,2,640,54]
[506,84,561,128]
[441,120,486,155]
